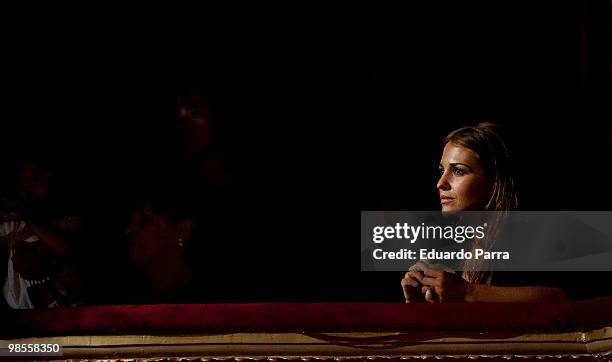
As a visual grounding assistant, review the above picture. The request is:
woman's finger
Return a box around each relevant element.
[410,271,439,287]
[408,270,425,281]
[401,279,412,302]
[402,276,419,288]
[423,286,436,303]
[401,276,420,302]
[423,268,444,278]
[419,276,440,287]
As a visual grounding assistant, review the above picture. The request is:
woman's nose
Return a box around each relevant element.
[437,172,451,191]
[125,215,140,236]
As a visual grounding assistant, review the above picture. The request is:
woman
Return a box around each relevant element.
[401,123,567,303]
[123,191,195,303]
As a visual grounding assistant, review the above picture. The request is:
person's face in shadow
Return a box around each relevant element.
[126,204,182,265]
[176,91,213,155]
[437,142,493,212]
[19,162,52,204]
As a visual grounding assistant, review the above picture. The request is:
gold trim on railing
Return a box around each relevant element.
[2,327,612,361]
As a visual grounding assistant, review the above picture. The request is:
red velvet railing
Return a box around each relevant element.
[3,297,612,338]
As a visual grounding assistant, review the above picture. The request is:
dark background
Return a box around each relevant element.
[1,1,610,301]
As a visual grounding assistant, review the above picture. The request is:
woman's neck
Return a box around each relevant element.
[140,250,190,302]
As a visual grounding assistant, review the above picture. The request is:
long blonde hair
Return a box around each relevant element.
[444,122,518,283]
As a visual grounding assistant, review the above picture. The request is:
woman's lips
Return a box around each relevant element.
[440,197,455,204]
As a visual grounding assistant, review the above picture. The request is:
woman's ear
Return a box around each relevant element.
[176,219,193,242]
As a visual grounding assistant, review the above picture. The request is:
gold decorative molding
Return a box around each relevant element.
[2,327,612,361]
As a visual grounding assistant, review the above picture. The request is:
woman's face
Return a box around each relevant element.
[126,204,179,264]
[176,92,213,154]
[437,142,493,212]
[19,163,52,203]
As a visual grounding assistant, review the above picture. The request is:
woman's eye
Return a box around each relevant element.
[452,168,465,176]
[438,168,445,175]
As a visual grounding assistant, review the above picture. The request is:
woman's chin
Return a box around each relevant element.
[441,204,461,213]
